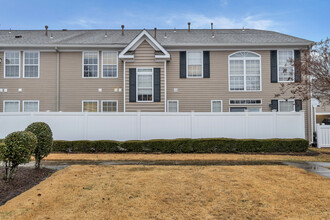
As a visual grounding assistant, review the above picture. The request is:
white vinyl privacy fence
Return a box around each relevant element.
[316,124,330,148]
[0,112,305,141]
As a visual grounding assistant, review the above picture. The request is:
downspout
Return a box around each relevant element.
[164,60,167,112]
[123,60,126,112]
[56,47,60,111]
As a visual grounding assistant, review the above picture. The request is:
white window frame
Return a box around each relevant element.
[4,51,21,78]
[101,51,118,78]
[23,51,40,78]
[230,107,262,112]
[278,99,295,112]
[229,99,263,105]
[136,67,154,102]
[167,100,179,112]
[82,51,99,78]
[82,100,99,112]
[211,100,223,112]
[186,51,203,78]
[23,100,40,112]
[101,100,118,112]
[277,50,295,83]
[228,51,262,92]
[3,100,20,112]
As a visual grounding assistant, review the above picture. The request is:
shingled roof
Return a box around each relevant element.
[0,29,312,48]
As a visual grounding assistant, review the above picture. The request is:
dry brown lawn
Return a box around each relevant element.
[0,165,329,220]
[43,150,330,162]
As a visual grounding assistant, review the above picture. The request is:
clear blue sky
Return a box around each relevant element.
[0,0,329,41]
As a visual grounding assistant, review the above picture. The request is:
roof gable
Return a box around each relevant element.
[119,30,170,60]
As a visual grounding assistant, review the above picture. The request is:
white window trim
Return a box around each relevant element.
[186,50,203,78]
[136,67,154,103]
[101,51,118,78]
[277,50,295,83]
[101,100,118,112]
[23,100,40,112]
[211,100,223,112]
[23,51,40,78]
[82,100,99,112]
[3,100,20,112]
[229,107,262,112]
[278,99,296,112]
[167,100,179,112]
[82,51,99,78]
[228,51,262,92]
[229,99,263,105]
[4,51,21,78]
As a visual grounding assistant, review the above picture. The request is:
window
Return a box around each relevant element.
[278,100,295,112]
[278,50,294,82]
[83,52,98,78]
[23,51,39,78]
[137,68,153,102]
[3,101,20,112]
[229,51,261,91]
[230,107,262,112]
[23,101,39,112]
[211,100,222,112]
[102,51,118,78]
[82,101,99,112]
[229,99,262,105]
[4,51,20,78]
[167,100,179,112]
[187,51,203,78]
[102,100,118,112]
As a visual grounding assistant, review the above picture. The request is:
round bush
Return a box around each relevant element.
[25,122,53,168]
[1,131,37,179]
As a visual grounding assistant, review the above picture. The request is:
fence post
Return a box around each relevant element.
[190,111,194,138]
[300,110,305,139]
[244,110,248,138]
[272,110,277,138]
[83,112,88,140]
[137,110,141,140]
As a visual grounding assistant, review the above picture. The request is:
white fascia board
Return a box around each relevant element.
[118,30,170,59]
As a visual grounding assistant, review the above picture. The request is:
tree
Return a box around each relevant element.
[0,131,37,180]
[25,122,53,169]
[276,38,330,103]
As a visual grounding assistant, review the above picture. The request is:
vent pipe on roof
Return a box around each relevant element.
[188,22,191,32]
[154,28,157,39]
[9,28,11,34]
[45,25,48,36]
[121,25,125,36]
[211,22,215,38]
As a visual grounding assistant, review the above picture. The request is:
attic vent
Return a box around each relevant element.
[15,35,22,38]
[62,29,68,31]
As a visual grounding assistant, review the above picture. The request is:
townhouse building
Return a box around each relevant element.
[0,25,313,139]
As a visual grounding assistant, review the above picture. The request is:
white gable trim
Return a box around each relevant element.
[119,30,170,60]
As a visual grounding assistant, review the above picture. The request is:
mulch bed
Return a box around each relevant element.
[0,167,55,206]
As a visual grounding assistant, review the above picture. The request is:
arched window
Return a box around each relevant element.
[229,51,261,91]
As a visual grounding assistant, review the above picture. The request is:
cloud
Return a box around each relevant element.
[66,18,105,28]
[178,14,277,30]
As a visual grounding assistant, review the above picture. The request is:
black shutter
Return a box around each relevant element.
[203,51,210,78]
[180,51,186,78]
[294,50,301,82]
[295,99,302,112]
[270,50,278,83]
[129,68,136,102]
[270,100,278,111]
[154,68,161,102]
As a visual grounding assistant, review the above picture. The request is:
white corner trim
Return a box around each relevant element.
[119,30,170,59]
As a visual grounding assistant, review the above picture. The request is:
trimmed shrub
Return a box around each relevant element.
[25,122,53,168]
[0,131,37,180]
[51,138,309,153]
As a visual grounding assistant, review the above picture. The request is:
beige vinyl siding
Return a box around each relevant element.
[0,51,57,112]
[125,40,165,112]
[166,50,311,140]
[59,51,123,112]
